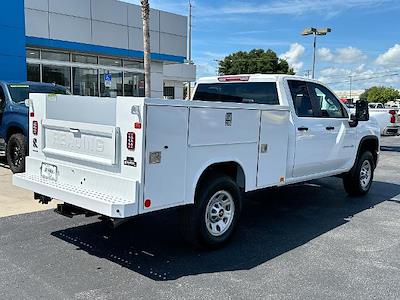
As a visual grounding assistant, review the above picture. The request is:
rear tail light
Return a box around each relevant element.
[389,110,397,124]
[127,132,135,150]
[32,121,38,135]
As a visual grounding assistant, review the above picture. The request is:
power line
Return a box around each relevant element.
[326,72,400,85]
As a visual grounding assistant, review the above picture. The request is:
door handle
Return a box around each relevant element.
[326,126,335,130]
[69,128,80,134]
[297,127,309,131]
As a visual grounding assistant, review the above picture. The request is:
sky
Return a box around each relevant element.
[125,0,400,91]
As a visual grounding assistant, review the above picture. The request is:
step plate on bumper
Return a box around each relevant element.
[13,173,137,218]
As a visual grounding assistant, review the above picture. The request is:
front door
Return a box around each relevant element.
[307,82,356,171]
[287,80,332,178]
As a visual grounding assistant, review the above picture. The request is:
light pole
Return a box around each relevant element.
[301,28,331,79]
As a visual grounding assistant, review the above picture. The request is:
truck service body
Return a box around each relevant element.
[14,74,380,248]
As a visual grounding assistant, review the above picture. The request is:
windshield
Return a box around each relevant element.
[7,84,68,103]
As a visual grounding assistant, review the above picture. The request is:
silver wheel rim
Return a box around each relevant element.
[360,160,372,190]
[205,190,235,237]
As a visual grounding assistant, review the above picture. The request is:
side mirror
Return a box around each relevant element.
[355,100,369,121]
[349,100,369,127]
[349,113,358,128]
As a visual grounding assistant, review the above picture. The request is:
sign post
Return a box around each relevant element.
[104,72,112,88]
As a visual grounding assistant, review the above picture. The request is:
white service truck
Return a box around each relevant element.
[369,108,399,135]
[14,75,380,248]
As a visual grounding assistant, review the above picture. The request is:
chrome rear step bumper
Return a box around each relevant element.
[13,173,137,218]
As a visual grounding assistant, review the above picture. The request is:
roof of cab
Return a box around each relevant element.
[197,74,317,84]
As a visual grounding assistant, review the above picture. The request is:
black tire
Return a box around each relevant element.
[6,133,27,174]
[343,151,375,196]
[180,173,242,249]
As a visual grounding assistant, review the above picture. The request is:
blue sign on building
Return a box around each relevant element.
[0,0,26,81]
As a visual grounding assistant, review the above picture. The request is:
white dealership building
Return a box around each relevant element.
[3,0,195,99]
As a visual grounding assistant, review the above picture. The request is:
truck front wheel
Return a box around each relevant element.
[6,133,27,174]
[343,151,375,196]
[181,174,242,249]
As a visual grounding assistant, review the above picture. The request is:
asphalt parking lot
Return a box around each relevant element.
[0,136,399,299]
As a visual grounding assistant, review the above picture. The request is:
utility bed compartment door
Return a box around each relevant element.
[143,105,189,212]
[42,119,118,166]
[257,110,289,187]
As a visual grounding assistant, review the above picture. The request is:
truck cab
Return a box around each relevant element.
[192,75,380,181]
[0,82,68,173]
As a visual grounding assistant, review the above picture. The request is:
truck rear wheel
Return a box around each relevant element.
[6,133,26,174]
[343,151,374,196]
[181,174,242,249]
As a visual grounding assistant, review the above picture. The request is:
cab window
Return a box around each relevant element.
[288,80,315,117]
[193,82,279,105]
[308,83,347,118]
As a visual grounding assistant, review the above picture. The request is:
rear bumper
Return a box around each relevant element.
[382,125,399,136]
[13,173,137,218]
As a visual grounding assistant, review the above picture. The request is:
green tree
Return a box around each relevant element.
[359,86,400,104]
[218,49,295,75]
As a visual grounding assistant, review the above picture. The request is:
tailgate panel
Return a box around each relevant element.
[42,119,118,166]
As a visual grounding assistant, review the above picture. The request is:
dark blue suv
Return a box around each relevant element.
[0,82,68,173]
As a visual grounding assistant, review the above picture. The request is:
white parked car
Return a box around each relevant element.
[14,75,380,248]
[369,102,385,109]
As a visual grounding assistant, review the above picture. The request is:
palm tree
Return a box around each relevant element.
[141,0,151,97]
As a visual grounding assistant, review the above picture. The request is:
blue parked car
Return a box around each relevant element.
[0,82,69,173]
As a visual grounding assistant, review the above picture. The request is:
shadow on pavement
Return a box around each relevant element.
[381,146,400,153]
[52,179,400,281]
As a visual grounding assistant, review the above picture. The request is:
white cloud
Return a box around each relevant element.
[376,44,400,66]
[318,48,334,62]
[336,47,367,63]
[218,0,396,16]
[318,47,367,64]
[279,43,305,72]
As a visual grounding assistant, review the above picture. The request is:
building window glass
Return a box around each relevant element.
[98,57,122,67]
[73,68,98,96]
[72,54,98,64]
[124,72,145,97]
[27,64,40,82]
[42,65,71,91]
[26,49,40,59]
[124,60,144,69]
[42,50,70,62]
[100,70,123,97]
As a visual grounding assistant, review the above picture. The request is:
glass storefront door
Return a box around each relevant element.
[42,65,71,91]
[73,68,98,96]
[124,72,145,97]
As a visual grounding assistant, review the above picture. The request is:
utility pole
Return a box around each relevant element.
[188,0,192,64]
[349,75,353,100]
[187,0,193,99]
[312,34,317,79]
[141,0,151,97]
